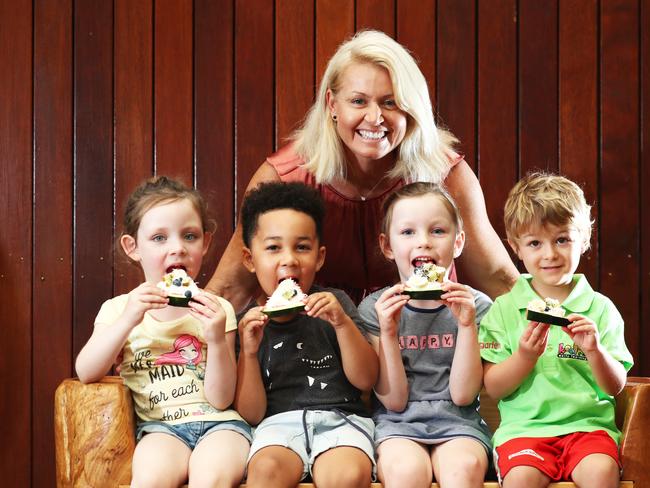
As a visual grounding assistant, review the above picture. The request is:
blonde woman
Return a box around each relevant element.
[208,30,517,308]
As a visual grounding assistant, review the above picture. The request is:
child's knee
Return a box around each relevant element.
[447,452,487,479]
[317,460,372,488]
[502,465,550,488]
[571,454,619,488]
[131,470,184,488]
[380,457,431,485]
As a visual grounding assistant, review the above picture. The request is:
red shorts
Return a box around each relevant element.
[494,430,620,481]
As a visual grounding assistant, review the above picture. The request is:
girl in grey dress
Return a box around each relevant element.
[358,182,492,488]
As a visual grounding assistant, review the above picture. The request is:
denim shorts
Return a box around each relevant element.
[249,409,376,480]
[136,419,252,450]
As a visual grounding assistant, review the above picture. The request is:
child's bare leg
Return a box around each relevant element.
[312,446,372,488]
[502,466,550,488]
[571,453,619,488]
[131,433,190,488]
[431,438,488,488]
[376,438,432,488]
[188,430,249,488]
[246,446,304,488]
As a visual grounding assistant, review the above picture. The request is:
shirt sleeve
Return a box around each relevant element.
[94,295,127,327]
[478,298,513,364]
[595,295,634,371]
[217,296,238,333]
[357,293,381,337]
[473,289,493,325]
[332,288,370,338]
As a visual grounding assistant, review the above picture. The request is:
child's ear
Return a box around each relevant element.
[242,246,255,273]
[453,230,465,259]
[507,238,522,260]
[120,234,140,262]
[315,245,326,272]
[379,233,394,260]
[202,231,213,256]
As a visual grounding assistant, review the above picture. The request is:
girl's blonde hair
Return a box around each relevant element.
[293,30,457,184]
[381,182,463,238]
[504,172,593,250]
[122,176,214,241]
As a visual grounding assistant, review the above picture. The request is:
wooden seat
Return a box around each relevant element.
[55,376,650,487]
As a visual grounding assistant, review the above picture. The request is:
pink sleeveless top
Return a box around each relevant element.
[267,143,461,304]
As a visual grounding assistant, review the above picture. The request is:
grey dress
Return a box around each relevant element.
[358,287,493,453]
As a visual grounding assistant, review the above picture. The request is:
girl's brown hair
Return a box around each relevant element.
[122,176,214,240]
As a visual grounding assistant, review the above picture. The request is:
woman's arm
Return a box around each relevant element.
[204,162,281,311]
[445,161,519,299]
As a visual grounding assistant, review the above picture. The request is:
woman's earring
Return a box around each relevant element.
[332,114,337,122]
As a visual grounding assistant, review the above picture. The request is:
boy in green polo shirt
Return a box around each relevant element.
[479,173,633,487]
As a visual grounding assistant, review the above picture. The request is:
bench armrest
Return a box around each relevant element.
[617,377,650,484]
[55,377,135,488]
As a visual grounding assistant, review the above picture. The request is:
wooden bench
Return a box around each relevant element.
[55,376,650,487]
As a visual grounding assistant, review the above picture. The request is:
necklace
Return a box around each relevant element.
[356,174,389,201]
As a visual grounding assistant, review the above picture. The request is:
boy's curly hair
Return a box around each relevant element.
[241,182,325,247]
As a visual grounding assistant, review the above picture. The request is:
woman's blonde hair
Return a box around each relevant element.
[292,30,457,184]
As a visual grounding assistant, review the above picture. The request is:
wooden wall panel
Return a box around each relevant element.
[0,1,32,485]
[641,0,650,375]
[600,0,640,364]
[437,0,476,170]
[477,0,518,240]
[559,0,598,285]
[154,0,193,182]
[195,0,235,282]
[357,0,395,35]
[519,0,558,175]
[276,0,315,146]
[33,1,72,485]
[234,0,274,208]
[396,0,436,121]
[114,0,153,296]
[316,0,354,87]
[73,0,114,362]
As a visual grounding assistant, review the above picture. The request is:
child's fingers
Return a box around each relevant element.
[378,293,409,309]
[141,293,169,305]
[380,283,406,299]
[306,297,330,316]
[381,299,408,317]
[567,324,596,335]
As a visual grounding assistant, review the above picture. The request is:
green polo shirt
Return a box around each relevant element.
[479,274,633,447]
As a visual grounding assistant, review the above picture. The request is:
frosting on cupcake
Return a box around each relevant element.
[157,268,200,300]
[405,263,446,291]
[264,279,307,310]
[527,297,565,317]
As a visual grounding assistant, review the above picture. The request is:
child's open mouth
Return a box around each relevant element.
[166,264,187,273]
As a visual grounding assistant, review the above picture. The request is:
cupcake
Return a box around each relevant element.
[403,263,447,300]
[526,297,570,326]
[262,279,307,318]
[157,268,200,307]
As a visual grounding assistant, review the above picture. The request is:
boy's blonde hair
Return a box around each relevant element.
[293,30,457,184]
[504,173,593,250]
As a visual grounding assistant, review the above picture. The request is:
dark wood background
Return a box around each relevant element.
[1,0,648,485]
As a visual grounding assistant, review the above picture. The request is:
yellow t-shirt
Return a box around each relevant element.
[95,294,244,425]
